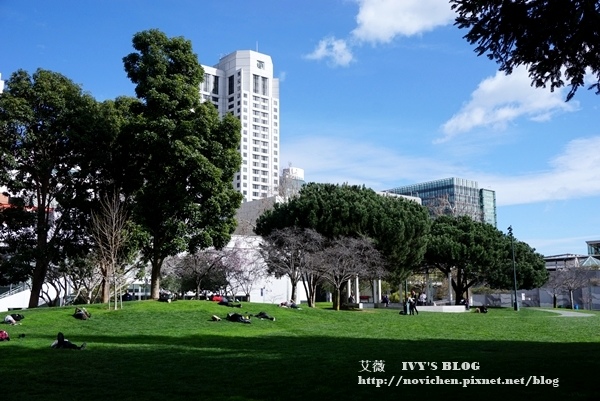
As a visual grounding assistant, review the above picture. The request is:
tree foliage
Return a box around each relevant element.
[423,215,547,304]
[451,0,600,101]
[255,183,431,280]
[121,29,243,299]
[0,69,106,307]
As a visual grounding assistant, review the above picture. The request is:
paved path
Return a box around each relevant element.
[531,308,594,317]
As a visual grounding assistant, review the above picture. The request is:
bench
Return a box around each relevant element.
[359,295,371,303]
[342,302,363,310]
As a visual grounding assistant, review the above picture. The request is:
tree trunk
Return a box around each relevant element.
[334,287,341,311]
[290,280,297,303]
[28,260,48,308]
[150,259,162,299]
[553,294,557,308]
[569,290,574,310]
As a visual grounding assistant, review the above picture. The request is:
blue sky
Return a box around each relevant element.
[2,0,599,257]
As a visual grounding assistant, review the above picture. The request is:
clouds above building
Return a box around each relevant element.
[439,67,579,141]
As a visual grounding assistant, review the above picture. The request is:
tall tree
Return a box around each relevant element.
[255,183,430,280]
[423,215,547,304]
[451,0,600,100]
[122,29,243,299]
[0,69,103,307]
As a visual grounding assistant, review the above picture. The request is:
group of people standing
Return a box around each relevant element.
[396,290,425,315]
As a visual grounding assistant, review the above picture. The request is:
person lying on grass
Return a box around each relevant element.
[218,297,242,308]
[226,312,251,324]
[50,332,87,350]
[4,315,22,325]
[251,311,275,321]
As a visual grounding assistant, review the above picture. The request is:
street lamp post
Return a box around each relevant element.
[508,226,519,311]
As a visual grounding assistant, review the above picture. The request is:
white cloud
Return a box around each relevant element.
[351,0,455,43]
[439,67,578,142]
[476,137,600,206]
[304,36,354,67]
[306,0,454,67]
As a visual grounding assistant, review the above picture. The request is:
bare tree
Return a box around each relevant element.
[317,236,386,311]
[545,271,565,309]
[231,236,269,302]
[301,251,326,307]
[89,193,132,306]
[555,267,595,310]
[260,227,324,303]
[163,251,228,299]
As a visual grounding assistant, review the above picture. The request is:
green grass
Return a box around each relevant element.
[1,301,599,401]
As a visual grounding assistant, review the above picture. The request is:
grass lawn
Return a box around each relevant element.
[1,300,598,401]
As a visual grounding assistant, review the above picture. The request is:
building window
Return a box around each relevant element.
[212,76,219,95]
[261,77,269,96]
[203,73,211,92]
[253,75,259,94]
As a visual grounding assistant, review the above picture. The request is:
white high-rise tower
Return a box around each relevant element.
[200,51,280,202]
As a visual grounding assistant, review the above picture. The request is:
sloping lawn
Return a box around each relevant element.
[1,301,598,401]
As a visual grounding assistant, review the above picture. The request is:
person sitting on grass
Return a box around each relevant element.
[50,332,87,350]
[73,307,91,320]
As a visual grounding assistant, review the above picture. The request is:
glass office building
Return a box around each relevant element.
[385,177,497,227]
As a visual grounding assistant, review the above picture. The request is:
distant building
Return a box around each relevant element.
[384,177,497,227]
[586,240,600,257]
[544,253,600,271]
[200,50,280,203]
[0,73,4,93]
[279,166,305,200]
[375,190,422,204]
[233,195,284,236]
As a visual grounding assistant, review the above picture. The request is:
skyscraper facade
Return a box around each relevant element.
[385,177,497,227]
[200,50,280,202]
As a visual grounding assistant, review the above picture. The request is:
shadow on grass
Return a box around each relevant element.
[1,334,596,401]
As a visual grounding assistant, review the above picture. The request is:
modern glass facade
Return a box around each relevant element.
[385,177,497,227]
[587,240,600,257]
